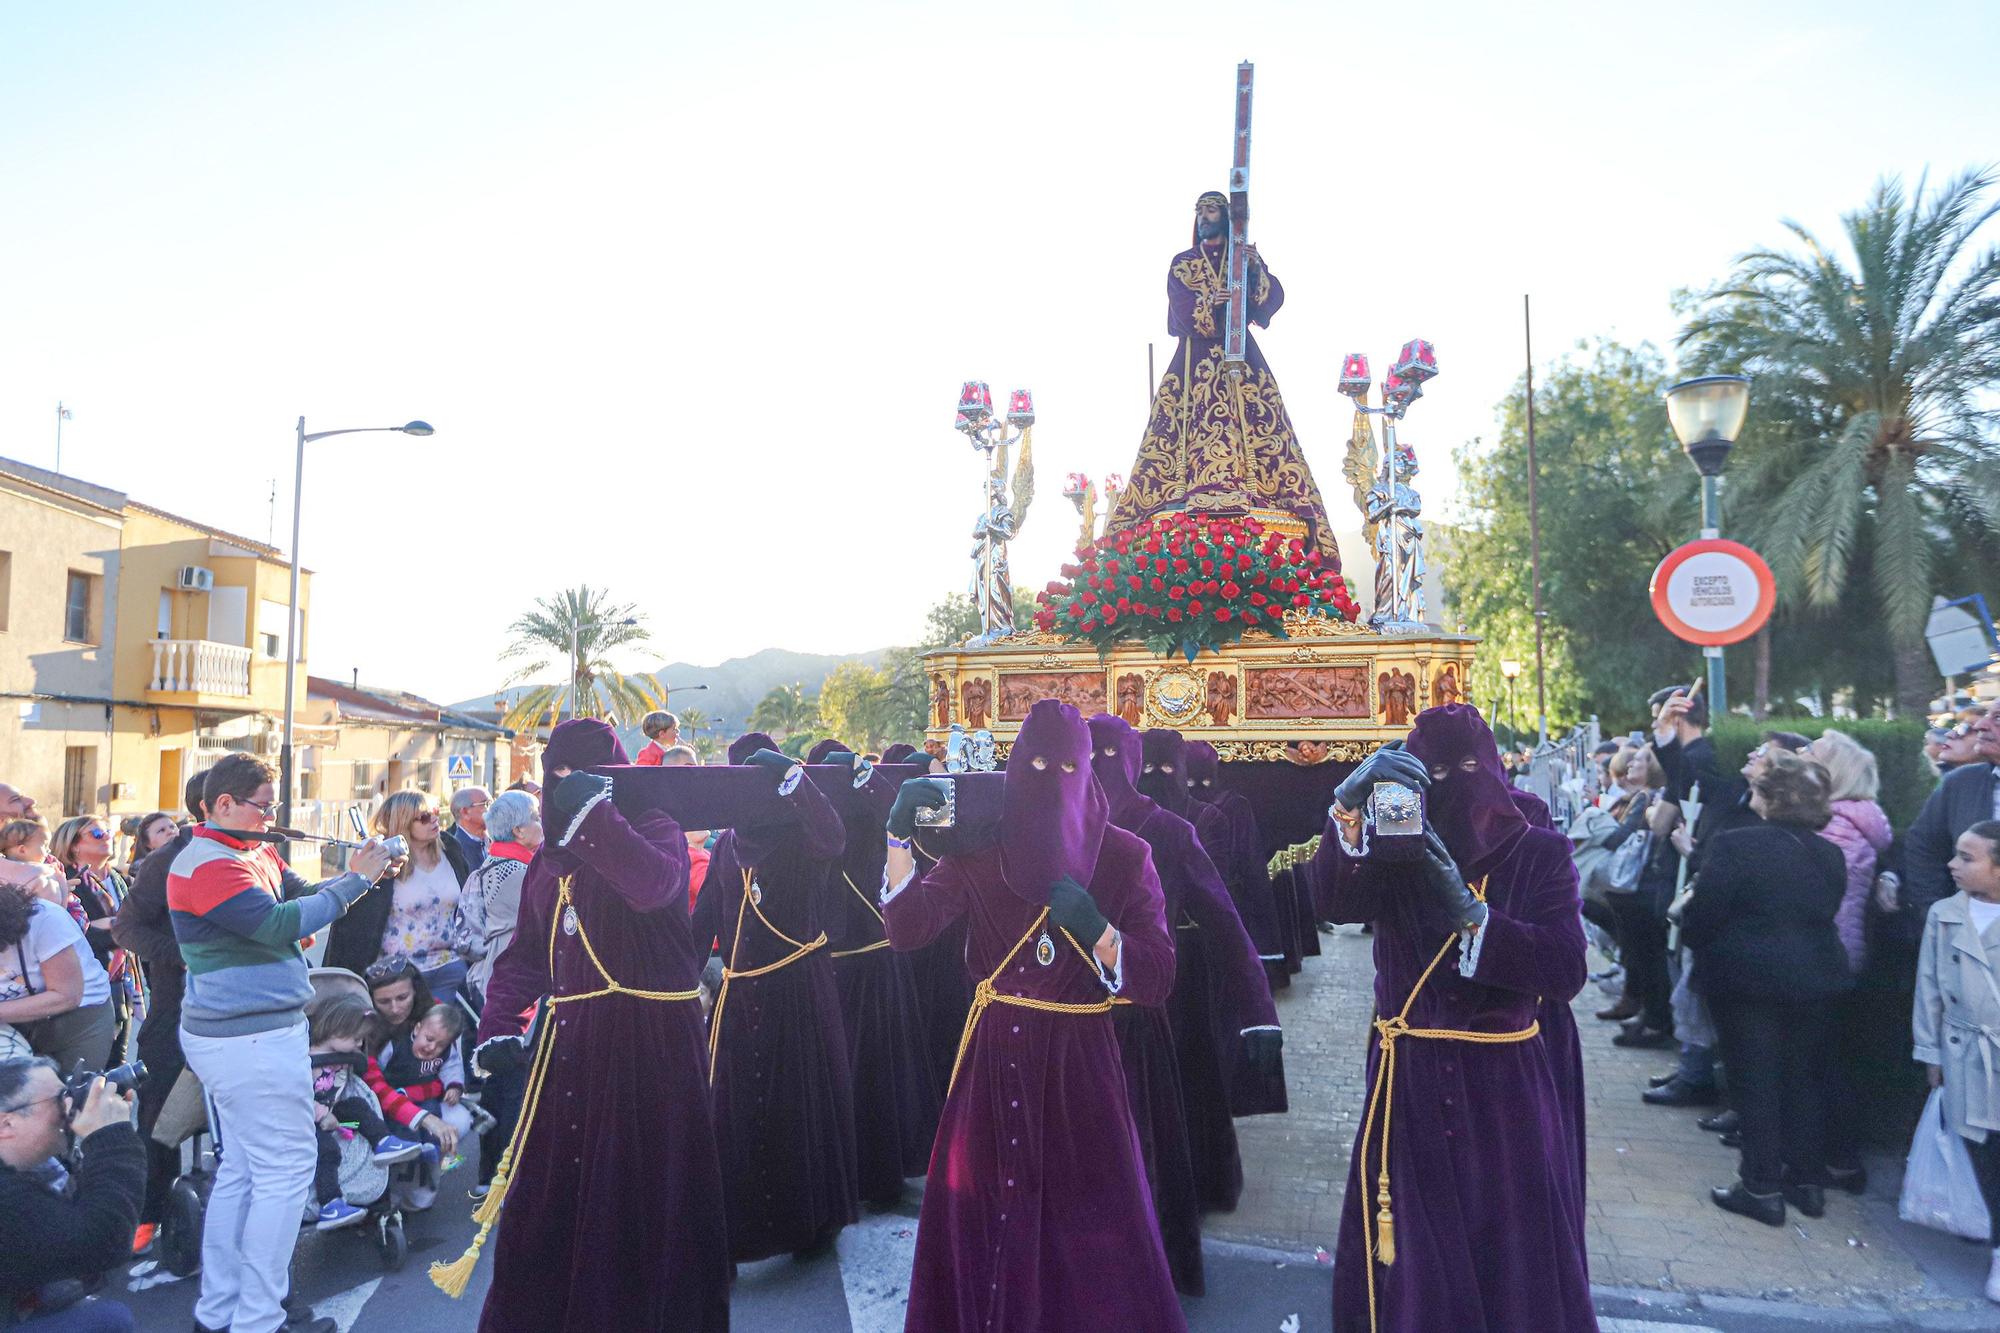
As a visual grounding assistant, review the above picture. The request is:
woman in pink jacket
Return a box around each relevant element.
[1810,729,1894,1193]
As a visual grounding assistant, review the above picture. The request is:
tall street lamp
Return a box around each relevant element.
[1500,658,1523,744]
[570,617,638,720]
[1665,375,1752,718]
[280,418,433,827]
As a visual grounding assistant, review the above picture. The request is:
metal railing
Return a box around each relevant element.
[149,639,253,696]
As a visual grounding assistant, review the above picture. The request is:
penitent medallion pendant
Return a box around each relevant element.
[1035,930,1055,967]
[561,905,579,936]
[749,880,763,906]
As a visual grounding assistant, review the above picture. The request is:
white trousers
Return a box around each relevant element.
[181,1019,315,1333]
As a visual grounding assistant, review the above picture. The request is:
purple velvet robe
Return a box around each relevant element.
[692,768,861,1262]
[1513,788,1587,1208]
[474,732,728,1332]
[826,765,943,1203]
[884,758,1183,1333]
[1310,718,1593,1332]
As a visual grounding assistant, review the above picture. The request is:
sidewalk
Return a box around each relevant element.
[1216,926,1997,1322]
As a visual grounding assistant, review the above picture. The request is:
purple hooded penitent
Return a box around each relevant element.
[879,742,919,766]
[1190,739,1317,968]
[475,716,729,1330]
[691,731,859,1262]
[883,700,1184,1331]
[1090,715,1278,1295]
[1403,704,1530,874]
[806,737,849,765]
[1309,702,1592,1332]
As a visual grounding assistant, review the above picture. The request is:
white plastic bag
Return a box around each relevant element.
[1898,1087,1993,1240]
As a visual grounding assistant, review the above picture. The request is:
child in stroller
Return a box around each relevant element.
[307,994,436,1230]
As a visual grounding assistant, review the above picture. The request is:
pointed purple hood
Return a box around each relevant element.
[806,738,851,765]
[1404,704,1528,871]
[1183,740,1222,805]
[541,717,630,827]
[1088,713,1154,830]
[999,700,1108,904]
[1138,729,1191,817]
[880,743,920,765]
[727,731,781,765]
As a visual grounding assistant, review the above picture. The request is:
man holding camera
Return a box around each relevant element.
[167,754,391,1333]
[0,1061,142,1331]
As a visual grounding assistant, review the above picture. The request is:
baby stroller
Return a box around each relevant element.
[155,968,431,1275]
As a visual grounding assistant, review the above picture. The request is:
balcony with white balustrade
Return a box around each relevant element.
[147,638,254,706]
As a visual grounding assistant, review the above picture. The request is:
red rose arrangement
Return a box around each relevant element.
[1032,512,1361,661]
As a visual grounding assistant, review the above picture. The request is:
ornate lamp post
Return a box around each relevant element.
[1664,374,1752,717]
[1339,340,1437,633]
[1061,471,1124,551]
[955,381,1036,645]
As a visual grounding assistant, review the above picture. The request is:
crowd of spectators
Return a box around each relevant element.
[1568,688,2000,1305]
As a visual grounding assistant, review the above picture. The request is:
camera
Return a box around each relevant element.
[63,1060,147,1104]
[379,834,410,860]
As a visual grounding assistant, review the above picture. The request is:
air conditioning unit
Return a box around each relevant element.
[177,566,215,592]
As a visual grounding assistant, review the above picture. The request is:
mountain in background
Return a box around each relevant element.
[449,644,891,746]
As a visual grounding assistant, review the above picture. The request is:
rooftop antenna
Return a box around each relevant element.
[55,402,71,473]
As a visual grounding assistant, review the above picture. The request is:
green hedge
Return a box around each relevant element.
[1709,717,1936,829]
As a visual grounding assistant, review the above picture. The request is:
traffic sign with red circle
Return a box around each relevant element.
[1649,539,1776,646]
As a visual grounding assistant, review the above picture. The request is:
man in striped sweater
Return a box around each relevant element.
[169,753,390,1333]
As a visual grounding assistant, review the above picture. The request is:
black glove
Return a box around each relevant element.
[1048,875,1110,946]
[1418,830,1489,933]
[550,771,612,828]
[1334,740,1430,814]
[700,955,725,993]
[823,749,859,769]
[472,1034,526,1079]
[744,748,794,771]
[1243,1027,1284,1081]
[887,778,950,838]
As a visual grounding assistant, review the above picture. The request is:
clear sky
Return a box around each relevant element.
[4,1,1995,703]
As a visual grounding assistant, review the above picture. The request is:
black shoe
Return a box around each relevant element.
[1783,1181,1826,1218]
[1697,1110,1739,1134]
[1596,998,1642,1022]
[1613,1026,1675,1049]
[1643,1079,1719,1107]
[1720,1129,1742,1149]
[1711,1182,1785,1226]
[1826,1165,1867,1195]
[1647,1071,1680,1089]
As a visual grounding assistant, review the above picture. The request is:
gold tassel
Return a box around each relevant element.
[471,1171,509,1227]
[428,1213,496,1298]
[1374,1171,1396,1267]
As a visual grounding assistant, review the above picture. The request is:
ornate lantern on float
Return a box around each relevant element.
[1006,388,1035,428]
[1338,352,1372,401]
[1062,472,1089,501]
[1381,369,1418,415]
[1103,472,1125,502]
[1391,338,1438,386]
[955,380,993,432]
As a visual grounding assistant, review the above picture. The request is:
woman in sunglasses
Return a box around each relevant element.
[51,816,135,1064]
[324,792,474,1004]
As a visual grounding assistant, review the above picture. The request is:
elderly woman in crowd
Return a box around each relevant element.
[1914,819,2000,1306]
[462,790,543,1004]
[324,791,474,1001]
[1683,749,1850,1227]
[52,814,135,1063]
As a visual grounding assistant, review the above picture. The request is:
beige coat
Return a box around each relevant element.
[1913,892,2000,1141]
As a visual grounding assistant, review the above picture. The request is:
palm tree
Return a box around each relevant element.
[748,682,817,738]
[1680,170,2000,715]
[499,586,665,735]
[675,705,714,759]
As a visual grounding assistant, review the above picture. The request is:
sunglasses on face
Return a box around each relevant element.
[412,811,439,825]
[87,827,107,840]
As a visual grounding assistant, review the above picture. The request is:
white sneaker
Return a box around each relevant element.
[1986,1247,2000,1305]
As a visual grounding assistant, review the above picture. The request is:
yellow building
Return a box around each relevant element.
[296,675,510,831]
[0,452,311,820]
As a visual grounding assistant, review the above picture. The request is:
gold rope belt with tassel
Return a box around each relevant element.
[431,873,700,1298]
[1356,877,1541,1333]
[706,868,828,1082]
[946,906,1129,1096]
[830,870,893,958]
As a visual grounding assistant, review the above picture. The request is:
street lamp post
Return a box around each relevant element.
[1500,658,1523,744]
[568,616,639,720]
[1664,375,1752,720]
[280,417,433,827]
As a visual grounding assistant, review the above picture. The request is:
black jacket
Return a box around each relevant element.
[0,1124,145,1302]
[1904,761,1993,922]
[1682,822,1852,1003]
[322,837,472,975]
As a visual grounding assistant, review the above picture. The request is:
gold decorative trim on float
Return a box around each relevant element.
[921,609,1479,768]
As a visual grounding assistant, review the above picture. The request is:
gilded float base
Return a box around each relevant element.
[923,610,1479,765]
